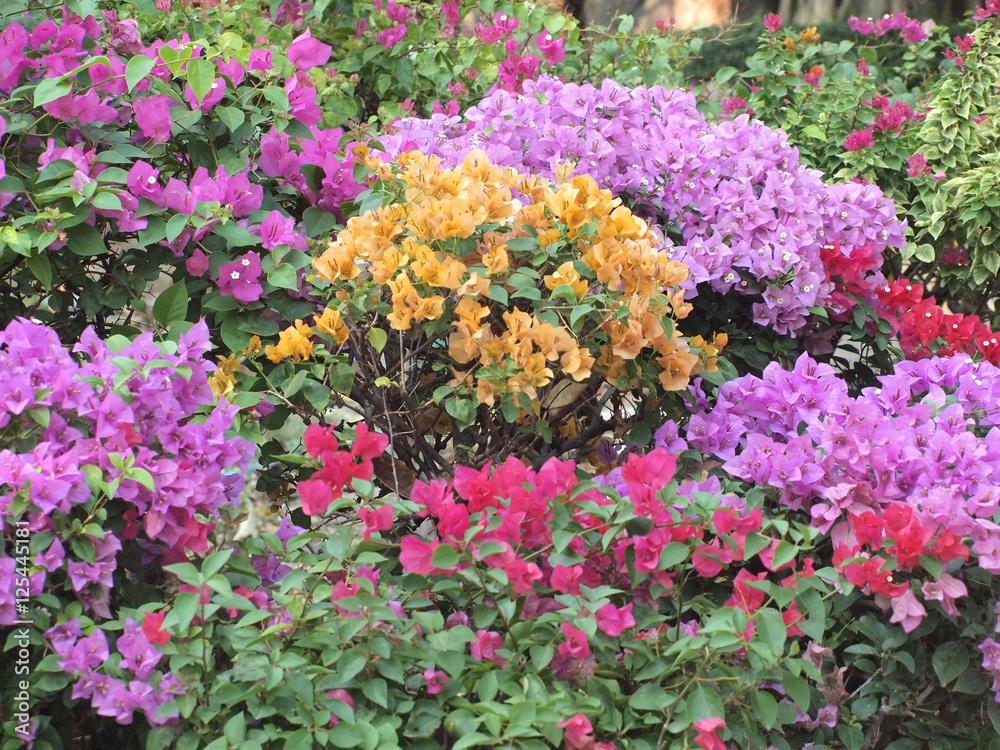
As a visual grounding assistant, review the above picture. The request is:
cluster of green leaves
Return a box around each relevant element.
[911,19,1000,300]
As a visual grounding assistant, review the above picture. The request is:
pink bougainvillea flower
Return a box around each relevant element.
[889,589,927,633]
[217,251,263,304]
[286,29,332,70]
[595,602,635,637]
[132,94,174,142]
[376,23,407,49]
[558,623,591,658]
[141,611,171,646]
[470,629,507,666]
[248,48,273,72]
[399,536,444,575]
[557,714,594,750]
[763,12,782,31]
[536,31,565,64]
[844,129,875,151]
[358,503,393,541]
[304,423,339,460]
[299,477,341,516]
[351,422,389,462]
[441,0,461,25]
[692,717,726,750]
[423,667,448,695]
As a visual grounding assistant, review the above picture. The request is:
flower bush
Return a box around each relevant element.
[725,8,1000,330]
[377,75,906,375]
[0,318,251,744]
[5,2,1000,749]
[0,5,361,348]
[683,351,1000,745]
[238,147,715,480]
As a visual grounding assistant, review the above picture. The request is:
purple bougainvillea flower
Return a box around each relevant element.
[257,210,302,250]
[286,29,332,70]
[248,47,273,72]
[132,94,174,143]
[217,252,263,304]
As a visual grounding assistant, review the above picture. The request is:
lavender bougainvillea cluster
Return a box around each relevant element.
[0,318,253,622]
[379,76,906,335]
[684,352,1000,672]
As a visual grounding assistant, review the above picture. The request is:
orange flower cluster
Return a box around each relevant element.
[312,149,726,409]
[265,320,314,364]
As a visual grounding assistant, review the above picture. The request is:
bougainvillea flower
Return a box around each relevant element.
[692,717,726,750]
[286,29,332,70]
[141,611,171,646]
[217,252,263,304]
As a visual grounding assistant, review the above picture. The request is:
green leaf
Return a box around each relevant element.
[26,254,52,288]
[772,540,799,569]
[267,263,298,290]
[802,123,827,142]
[362,678,388,707]
[328,723,364,748]
[686,684,724,722]
[753,690,779,729]
[755,608,787,657]
[66,223,107,256]
[34,77,73,107]
[629,683,670,713]
[165,213,188,243]
[658,542,689,568]
[216,106,245,133]
[187,59,215,104]
[431,544,460,570]
[783,673,810,713]
[304,207,339,238]
[715,66,738,84]
[932,642,969,686]
[214,221,261,247]
[152,281,189,325]
[368,328,388,353]
[126,56,156,91]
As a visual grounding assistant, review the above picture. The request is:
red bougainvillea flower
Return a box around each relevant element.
[141,611,170,646]
[692,717,727,750]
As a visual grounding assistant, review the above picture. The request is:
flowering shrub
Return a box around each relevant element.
[726,10,1000,328]
[377,76,906,358]
[0,6,360,347]
[236,148,715,480]
[684,352,1000,743]
[17,413,850,750]
[0,319,251,744]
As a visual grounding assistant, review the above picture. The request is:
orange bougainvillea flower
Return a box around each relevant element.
[798,26,821,43]
[266,320,314,363]
[315,307,350,345]
[309,147,704,411]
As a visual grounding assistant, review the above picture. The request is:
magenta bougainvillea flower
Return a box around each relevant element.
[217,251,263,304]
[285,28,332,70]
